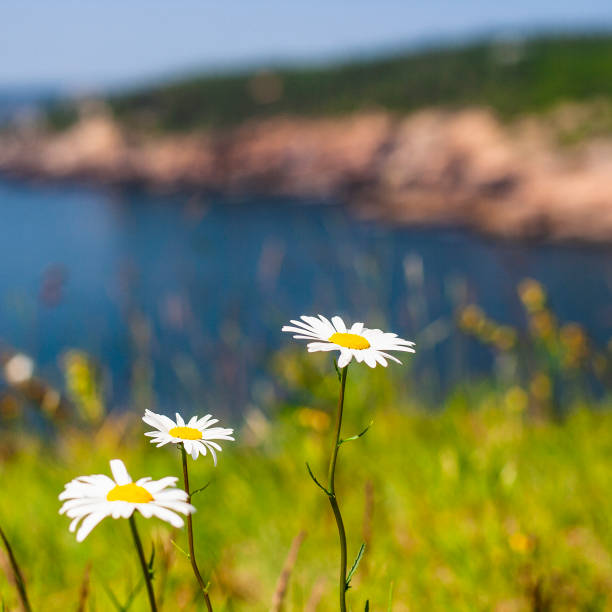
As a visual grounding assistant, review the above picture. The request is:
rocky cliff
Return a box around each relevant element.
[2,107,612,242]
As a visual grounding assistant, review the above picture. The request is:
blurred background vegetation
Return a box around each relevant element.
[43,35,612,133]
[2,280,612,610]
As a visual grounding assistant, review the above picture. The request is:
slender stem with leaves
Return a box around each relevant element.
[307,364,368,611]
[180,444,214,612]
[128,515,157,612]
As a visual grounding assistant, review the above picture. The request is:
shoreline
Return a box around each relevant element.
[2,107,612,243]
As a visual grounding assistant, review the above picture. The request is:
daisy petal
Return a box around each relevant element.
[337,350,352,368]
[149,506,185,528]
[76,511,108,542]
[331,316,347,333]
[378,351,402,364]
[363,352,377,368]
[307,342,338,352]
[110,460,132,486]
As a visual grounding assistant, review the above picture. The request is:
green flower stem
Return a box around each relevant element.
[128,515,157,612]
[180,444,214,612]
[328,364,349,612]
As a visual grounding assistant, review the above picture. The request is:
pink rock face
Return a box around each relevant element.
[2,106,612,242]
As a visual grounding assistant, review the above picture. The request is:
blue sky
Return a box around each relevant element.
[2,0,612,89]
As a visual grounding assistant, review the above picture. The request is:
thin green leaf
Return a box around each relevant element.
[170,539,190,559]
[345,543,366,590]
[333,359,342,381]
[365,601,370,612]
[0,523,32,612]
[387,581,394,611]
[306,462,332,496]
[122,580,143,612]
[191,481,211,498]
[99,579,125,612]
[339,421,373,446]
[147,543,155,579]
[99,576,143,612]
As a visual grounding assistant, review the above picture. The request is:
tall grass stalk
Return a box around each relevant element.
[0,522,32,612]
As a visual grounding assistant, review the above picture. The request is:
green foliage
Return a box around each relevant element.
[44,103,80,132]
[458,277,612,418]
[2,386,612,610]
[100,34,612,131]
[3,278,612,609]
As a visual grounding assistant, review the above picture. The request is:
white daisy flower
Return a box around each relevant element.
[282,314,415,368]
[59,459,194,542]
[143,410,235,463]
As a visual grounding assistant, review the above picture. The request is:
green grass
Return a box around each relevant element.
[82,33,612,132]
[2,366,612,611]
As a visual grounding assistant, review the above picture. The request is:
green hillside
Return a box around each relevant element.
[50,34,612,131]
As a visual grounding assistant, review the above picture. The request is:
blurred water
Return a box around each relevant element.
[2,178,612,412]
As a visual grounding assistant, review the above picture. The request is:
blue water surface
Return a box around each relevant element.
[2,179,612,412]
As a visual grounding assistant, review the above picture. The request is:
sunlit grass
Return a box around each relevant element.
[2,279,612,610]
[2,383,612,610]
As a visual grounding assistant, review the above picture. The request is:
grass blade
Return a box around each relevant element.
[76,562,92,612]
[0,522,32,612]
[345,543,366,590]
[270,531,307,612]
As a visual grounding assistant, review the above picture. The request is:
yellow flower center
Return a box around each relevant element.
[329,332,370,350]
[169,426,203,440]
[106,483,153,504]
